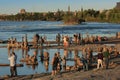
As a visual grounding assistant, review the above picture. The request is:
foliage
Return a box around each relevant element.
[63,13,84,25]
[0,8,120,23]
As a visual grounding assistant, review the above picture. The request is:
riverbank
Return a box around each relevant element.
[1,54,120,80]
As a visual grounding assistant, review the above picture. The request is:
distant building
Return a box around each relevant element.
[68,5,70,12]
[20,9,26,14]
[74,10,77,16]
[115,2,120,9]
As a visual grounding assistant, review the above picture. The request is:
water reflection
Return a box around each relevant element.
[63,49,68,58]
[43,51,49,72]
[22,48,29,58]
[20,48,39,70]
[5,47,93,75]
[39,48,44,63]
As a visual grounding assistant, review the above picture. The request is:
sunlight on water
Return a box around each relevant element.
[0,21,120,76]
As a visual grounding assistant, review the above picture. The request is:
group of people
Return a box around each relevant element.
[97,47,112,70]
[62,33,109,48]
[7,33,46,49]
[51,45,119,76]
[7,37,21,49]
[51,49,91,76]
[81,46,119,71]
[7,33,109,50]
[32,34,46,48]
[7,45,119,77]
[6,33,120,77]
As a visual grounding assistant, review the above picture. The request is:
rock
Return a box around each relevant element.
[3,75,10,78]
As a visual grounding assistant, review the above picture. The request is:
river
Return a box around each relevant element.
[0,21,120,76]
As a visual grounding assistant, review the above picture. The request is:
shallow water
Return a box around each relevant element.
[0,48,84,75]
[0,21,120,76]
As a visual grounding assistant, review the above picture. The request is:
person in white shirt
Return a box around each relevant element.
[8,52,17,77]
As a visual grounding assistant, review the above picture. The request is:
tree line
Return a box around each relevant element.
[0,8,120,23]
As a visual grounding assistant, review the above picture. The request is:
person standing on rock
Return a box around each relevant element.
[8,52,17,77]
[56,52,62,72]
[81,47,88,71]
[33,33,40,48]
[97,48,103,70]
[78,33,81,45]
[51,53,59,76]
[56,33,61,46]
[87,47,93,66]
[103,48,110,69]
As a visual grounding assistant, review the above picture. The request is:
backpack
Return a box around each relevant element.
[53,57,59,65]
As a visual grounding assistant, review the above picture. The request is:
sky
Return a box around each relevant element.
[0,0,120,14]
